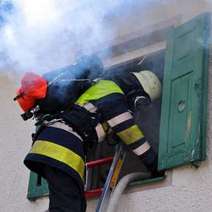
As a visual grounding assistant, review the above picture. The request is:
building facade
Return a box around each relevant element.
[1,1,212,211]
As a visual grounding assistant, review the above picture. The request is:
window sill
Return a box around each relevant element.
[129,175,166,187]
[125,171,172,194]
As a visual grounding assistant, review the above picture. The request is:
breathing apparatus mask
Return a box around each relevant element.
[125,70,161,112]
[126,87,151,112]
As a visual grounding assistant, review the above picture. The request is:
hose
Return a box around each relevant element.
[106,172,150,212]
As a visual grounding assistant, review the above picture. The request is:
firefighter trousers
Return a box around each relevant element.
[42,165,86,212]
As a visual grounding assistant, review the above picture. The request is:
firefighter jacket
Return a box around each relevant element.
[24,79,151,191]
[75,80,151,156]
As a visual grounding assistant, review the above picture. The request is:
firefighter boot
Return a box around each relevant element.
[139,147,165,178]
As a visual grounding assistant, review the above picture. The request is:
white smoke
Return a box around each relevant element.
[0,0,134,73]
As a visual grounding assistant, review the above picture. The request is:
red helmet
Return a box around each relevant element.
[15,72,47,112]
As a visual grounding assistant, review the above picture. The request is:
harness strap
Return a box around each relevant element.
[60,104,100,149]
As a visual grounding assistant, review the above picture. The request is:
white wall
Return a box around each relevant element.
[0,74,48,212]
[0,0,212,212]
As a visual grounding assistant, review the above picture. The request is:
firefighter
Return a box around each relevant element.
[16,69,162,212]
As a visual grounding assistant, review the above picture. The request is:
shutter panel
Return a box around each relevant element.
[158,13,210,170]
[27,171,49,200]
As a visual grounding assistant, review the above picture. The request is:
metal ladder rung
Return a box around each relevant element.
[85,156,114,198]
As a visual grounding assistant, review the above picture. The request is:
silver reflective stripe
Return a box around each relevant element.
[84,103,105,141]
[133,141,151,156]
[50,122,83,141]
[95,123,106,142]
[84,103,97,113]
[107,112,133,127]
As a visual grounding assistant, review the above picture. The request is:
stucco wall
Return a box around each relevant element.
[0,74,48,212]
[0,1,212,212]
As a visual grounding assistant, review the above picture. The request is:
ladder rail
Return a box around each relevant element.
[96,144,126,212]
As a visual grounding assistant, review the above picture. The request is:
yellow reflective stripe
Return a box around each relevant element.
[76,80,124,106]
[31,140,85,180]
[116,125,144,145]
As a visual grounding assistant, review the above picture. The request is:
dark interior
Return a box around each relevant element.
[86,49,165,191]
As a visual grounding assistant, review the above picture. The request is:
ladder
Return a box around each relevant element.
[84,143,126,211]
[95,144,126,212]
[85,144,165,212]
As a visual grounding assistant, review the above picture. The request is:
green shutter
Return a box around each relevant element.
[158,13,210,170]
[27,171,49,200]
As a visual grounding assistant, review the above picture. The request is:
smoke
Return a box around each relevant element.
[1,0,208,75]
[0,0,149,74]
